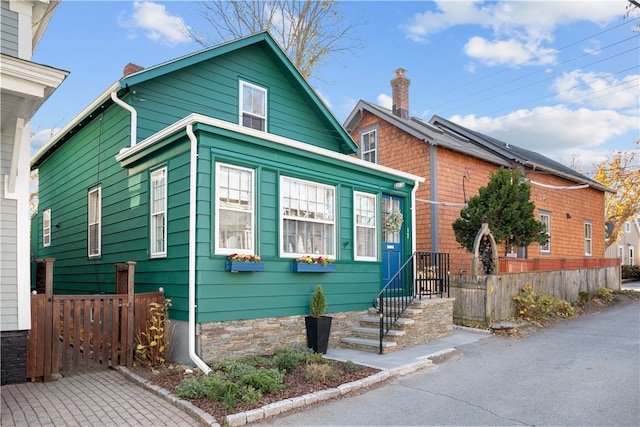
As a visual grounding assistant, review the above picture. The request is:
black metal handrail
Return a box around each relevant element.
[372,253,416,354]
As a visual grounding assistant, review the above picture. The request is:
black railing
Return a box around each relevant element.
[372,251,451,354]
[414,251,450,298]
[372,253,416,354]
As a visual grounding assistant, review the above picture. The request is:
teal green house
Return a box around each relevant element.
[31,32,423,367]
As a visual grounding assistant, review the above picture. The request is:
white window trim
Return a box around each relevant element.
[150,167,167,258]
[88,187,102,258]
[360,128,378,163]
[214,162,255,256]
[43,208,51,247]
[539,211,550,253]
[584,221,593,257]
[239,80,267,132]
[624,221,631,233]
[354,191,377,261]
[279,176,336,258]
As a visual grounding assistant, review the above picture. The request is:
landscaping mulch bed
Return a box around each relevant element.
[131,359,379,424]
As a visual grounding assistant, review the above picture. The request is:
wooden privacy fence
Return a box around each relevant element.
[27,259,164,381]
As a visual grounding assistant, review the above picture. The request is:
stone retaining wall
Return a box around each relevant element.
[198,310,367,362]
[395,298,453,350]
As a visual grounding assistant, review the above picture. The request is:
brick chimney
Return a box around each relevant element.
[123,63,144,77]
[391,68,410,119]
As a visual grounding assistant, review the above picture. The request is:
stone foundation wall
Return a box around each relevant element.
[1,330,28,385]
[198,310,368,362]
[396,298,454,350]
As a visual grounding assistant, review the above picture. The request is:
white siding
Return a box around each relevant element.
[0,189,18,331]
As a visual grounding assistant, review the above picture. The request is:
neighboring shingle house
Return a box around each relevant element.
[0,0,67,385]
[606,215,640,266]
[30,32,425,367]
[344,69,613,276]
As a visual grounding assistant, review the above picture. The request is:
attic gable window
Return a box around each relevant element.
[240,80,267,132]
[360,128,378,163]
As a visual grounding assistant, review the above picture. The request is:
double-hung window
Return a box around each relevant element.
[281,177,335,257]
[216,163,254,254]
[360,128,377,163]
[150,168,167,257]
[43,209,51,247]
[354,192,377,260]
[584,221,592,256]
[88,187,101,258]
[539,211,550,253]
[240,80,266,131]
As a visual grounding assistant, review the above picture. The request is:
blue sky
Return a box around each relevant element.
[31,0,639,174]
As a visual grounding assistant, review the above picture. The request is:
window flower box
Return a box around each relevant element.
[226,254,263,272]
[292,256,335,273]
[226,261,264,272]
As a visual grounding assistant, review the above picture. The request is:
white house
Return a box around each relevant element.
[0,0,67,384]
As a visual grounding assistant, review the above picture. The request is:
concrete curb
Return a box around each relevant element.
[115,348,459,426]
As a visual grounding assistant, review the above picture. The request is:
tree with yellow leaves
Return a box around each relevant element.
[593,140,640,247]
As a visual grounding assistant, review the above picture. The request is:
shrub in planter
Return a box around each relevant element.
[305,285,332,354]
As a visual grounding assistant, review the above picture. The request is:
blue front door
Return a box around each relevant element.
[382,195,403,288]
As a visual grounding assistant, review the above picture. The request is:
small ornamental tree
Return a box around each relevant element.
[453,167,549,254]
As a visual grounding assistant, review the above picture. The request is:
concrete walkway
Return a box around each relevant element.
[1,327,490,427]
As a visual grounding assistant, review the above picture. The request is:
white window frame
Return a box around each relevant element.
[239,80,267,132]
[584,221,592,257]
[215,163,255,255]
[43,208,51,247]
[280,176,336,258]
[150,167,167,258]
[624,221,631,233]
[360,128,378,163]
[354,192,377,261]
[629,246,635,266]
[539,211,550,253]
[88,187,101,258]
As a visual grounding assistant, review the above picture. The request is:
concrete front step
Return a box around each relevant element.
[368,307,423,317]
[340,336,397,354]
[350,326,406,340]
[359,316,415,329]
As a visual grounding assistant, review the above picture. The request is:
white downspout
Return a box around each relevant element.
[186,124,211,374]
[110,92,137,148]
[411,180,420,255]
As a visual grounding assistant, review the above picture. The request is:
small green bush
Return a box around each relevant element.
[240,369,285,394]
[213,360,256,381]
[240,385,262,404]
[622,265,640,280]
[309,284,327,317]
[272,347,306,373]
[305,352,328,365]
[343,360,361,373]
[175,376,206,399]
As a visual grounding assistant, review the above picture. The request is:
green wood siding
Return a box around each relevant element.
[128,44,343,151]
[32,36,416,324]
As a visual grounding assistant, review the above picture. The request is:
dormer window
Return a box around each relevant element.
[240,80,266,131]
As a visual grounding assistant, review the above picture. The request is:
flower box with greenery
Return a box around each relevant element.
[225,254,264,272]
[292,255,336,272]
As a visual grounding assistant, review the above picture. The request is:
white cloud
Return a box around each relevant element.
[553,70,640,109]
[464,36,557,67]
[377,93,392,110]
[118,1,190,47]
[449,104,638,163]
[401,0,625,67]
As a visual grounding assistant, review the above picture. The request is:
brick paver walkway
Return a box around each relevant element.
[1,369,204,426]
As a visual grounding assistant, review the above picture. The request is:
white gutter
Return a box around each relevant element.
[116,113,424,184]
[185,124,211,374]
[110,91,137,148]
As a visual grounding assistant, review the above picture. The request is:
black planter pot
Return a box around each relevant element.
[305,315,332,354]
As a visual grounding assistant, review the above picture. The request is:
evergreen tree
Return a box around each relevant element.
[453,167,549,253]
